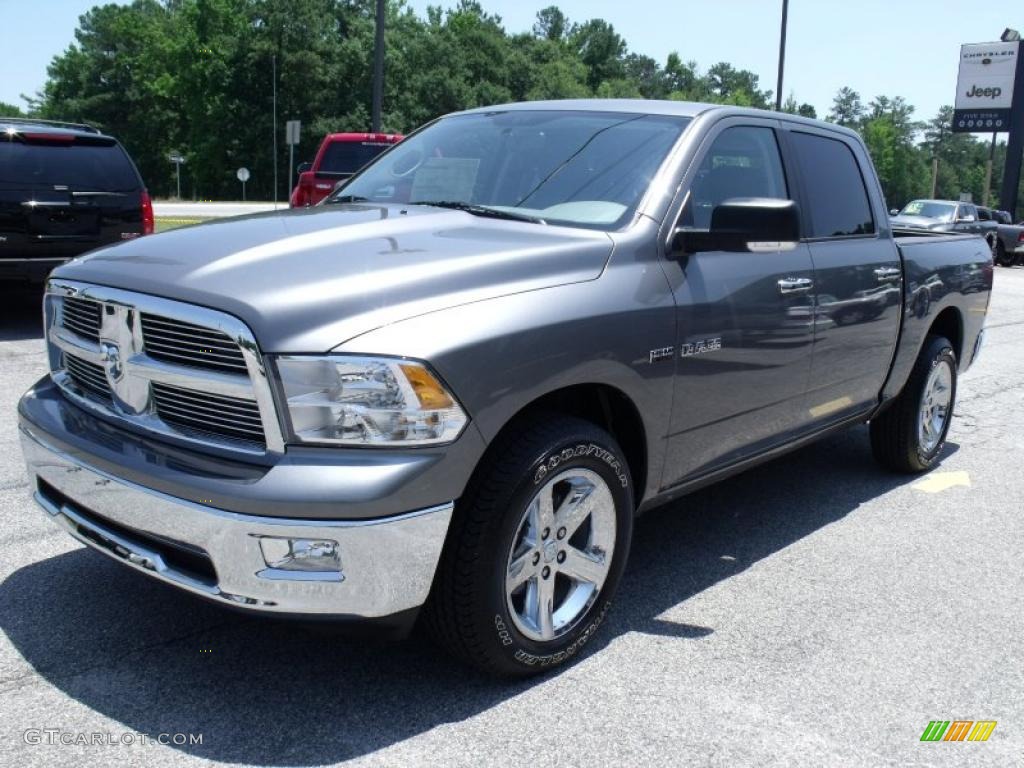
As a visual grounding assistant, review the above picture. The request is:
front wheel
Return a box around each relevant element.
[424,414,633,677]
[870,335,957,473]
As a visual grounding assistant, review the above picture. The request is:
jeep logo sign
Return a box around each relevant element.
[965,85,1002,100]
[952,40,1018,132]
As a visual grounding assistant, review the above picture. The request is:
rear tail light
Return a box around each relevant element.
[22,132,76,143]
[1018,231,1024,243]
[141,189,154,235]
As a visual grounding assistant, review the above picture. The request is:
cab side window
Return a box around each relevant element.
[958,204,977,221]
[683,126,789,229]
[788,131,875,238]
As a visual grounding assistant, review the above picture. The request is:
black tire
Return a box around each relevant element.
[996,241,1014,268]
[870,335,957,473]
[423,413,634,677]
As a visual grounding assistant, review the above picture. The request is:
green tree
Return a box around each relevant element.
[532,6,567,41]
[32,1,1017,208]
[781,93,816,119]
[827,86,863,127]
[570,19,626,91]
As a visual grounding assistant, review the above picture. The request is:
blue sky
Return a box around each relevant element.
[3,0,1020,127]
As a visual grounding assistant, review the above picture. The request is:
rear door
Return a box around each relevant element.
[660,120,817,485]
[783,127,902,424]
[0,134,143,262]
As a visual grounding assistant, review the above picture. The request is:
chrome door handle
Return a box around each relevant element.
[777,277,814,294]
[874,267,901,283]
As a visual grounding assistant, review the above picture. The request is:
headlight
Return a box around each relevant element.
[274,355,468,446]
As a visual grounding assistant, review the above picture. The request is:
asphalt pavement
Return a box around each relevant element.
[1,270,1022,767]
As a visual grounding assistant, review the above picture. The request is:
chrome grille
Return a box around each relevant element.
[64,354,111,401]
[141,313,248,374]
[62,297,102,342]
[151,382,265,444]
[45,279,284,457]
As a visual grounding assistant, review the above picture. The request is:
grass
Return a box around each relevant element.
[154,217,211,233]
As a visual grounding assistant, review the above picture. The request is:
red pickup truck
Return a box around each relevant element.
[289,132,402,207]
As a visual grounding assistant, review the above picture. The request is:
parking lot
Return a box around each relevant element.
[0,269,1022,767]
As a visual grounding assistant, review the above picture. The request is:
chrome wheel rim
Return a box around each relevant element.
[505,468,616,643]
[918,360,953,454]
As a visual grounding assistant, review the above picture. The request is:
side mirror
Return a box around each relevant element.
[297,161,312,174]
[674,198,800,254]
[890,208,900,216]
[958,214,976,223]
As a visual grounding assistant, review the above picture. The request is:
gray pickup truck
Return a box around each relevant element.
[18,100,991,677]
[890,199,999,256]
[992,209,1024,266]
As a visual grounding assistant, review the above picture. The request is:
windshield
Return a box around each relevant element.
[329,110,691,230]
[898,200,956,222]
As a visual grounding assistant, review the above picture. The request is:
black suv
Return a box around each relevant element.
[1,118,152,283]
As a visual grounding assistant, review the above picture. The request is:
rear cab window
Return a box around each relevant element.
[788,131,875,238]
[319,141,394,175]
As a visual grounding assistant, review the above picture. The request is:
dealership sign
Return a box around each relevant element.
[952,41,1018,132]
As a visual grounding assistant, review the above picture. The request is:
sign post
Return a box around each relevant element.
[167,152,185,200]
[952,40,1024,218]
[236,167,250,201]
[285,120,301,194]
[999,41,1024,219]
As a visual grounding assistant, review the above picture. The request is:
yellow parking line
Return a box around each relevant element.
[912,471,971,493]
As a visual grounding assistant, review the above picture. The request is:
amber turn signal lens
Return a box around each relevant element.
[399,363,454,409]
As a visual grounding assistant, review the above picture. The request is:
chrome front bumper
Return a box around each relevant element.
[20,425,453,618]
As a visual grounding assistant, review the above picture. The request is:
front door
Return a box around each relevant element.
[660,123,816,487]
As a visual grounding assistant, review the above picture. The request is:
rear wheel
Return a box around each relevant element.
[996,240,1015,267]
[870,335,957,473]
[424,414,633,677]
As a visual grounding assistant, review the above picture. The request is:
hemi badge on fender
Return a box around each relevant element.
[649,347,674,363]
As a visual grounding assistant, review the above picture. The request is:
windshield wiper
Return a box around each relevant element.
[413,200,546,224]
[325,194,370,204]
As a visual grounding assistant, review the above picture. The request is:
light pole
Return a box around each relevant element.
[272,54,279,206]
[997,28,1023,219]
[774,0,789,112]
[372,0,385,131]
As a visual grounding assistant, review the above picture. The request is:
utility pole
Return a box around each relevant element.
[272,54,279,207]
[774,0,789,112]
[372,0,385,131]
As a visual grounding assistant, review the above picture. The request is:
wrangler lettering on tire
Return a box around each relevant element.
[424,414,633,677]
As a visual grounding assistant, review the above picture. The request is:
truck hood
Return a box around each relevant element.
[53,204,613,351]
[890,215,948,230]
